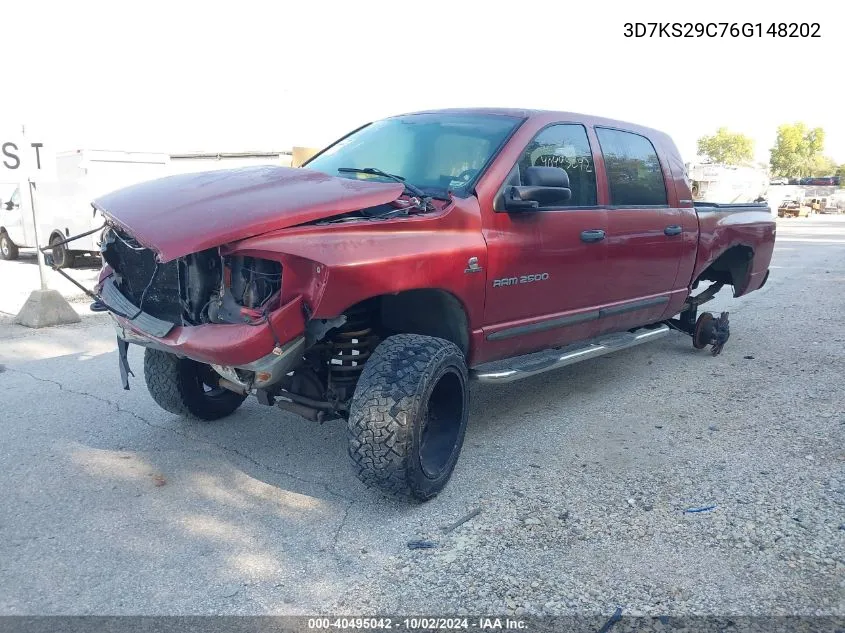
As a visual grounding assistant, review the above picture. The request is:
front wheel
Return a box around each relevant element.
[347,334,469,501]
[143,348,246,420]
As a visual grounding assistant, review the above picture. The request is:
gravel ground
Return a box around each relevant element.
[0,216,843,618]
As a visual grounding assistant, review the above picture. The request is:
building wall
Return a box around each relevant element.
[169,154,292,174]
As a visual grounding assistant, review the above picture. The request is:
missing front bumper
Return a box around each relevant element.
[113,315,305,391]
[101,277,175,338]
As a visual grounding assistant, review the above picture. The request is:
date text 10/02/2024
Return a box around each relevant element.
[624,22,820,38]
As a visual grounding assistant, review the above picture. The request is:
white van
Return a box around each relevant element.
[0,150,171,267]
[1,149,292,267]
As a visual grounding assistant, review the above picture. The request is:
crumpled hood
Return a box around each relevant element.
[92,165,404,262]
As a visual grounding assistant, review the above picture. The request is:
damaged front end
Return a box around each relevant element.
[96,223,377,423]
[97,225,305,394]
[59,165,419,422]
[101,227,283,328]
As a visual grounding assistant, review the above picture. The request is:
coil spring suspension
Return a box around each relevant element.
[328,305,379,390]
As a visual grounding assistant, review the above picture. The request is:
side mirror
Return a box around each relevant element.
[3,200,14,211]
[503,166,572,212]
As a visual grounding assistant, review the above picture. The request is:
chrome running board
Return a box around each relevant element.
[470,325,671,383]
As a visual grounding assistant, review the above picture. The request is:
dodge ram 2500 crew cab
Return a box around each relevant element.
[80,108,775,500]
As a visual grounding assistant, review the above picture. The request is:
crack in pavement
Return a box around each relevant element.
[5,366,354,502]
[331,500,356,561]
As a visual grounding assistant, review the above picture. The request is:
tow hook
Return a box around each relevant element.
[692,311,730,356]
[217,377,248,395]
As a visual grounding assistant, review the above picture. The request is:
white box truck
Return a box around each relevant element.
[1,149,293,267]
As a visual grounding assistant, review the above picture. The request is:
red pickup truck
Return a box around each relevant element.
[86,108,775,500]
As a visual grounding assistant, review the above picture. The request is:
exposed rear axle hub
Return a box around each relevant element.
[693,311,730,356]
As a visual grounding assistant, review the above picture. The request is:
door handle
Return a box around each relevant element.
[664,225,683,236]
[580,229,606,243]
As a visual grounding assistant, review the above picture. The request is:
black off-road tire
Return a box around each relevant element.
[0,232,18,260]
[347,334,469,501]
[143,348,246,420]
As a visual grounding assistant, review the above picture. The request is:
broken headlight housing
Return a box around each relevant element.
[206,255,283,324]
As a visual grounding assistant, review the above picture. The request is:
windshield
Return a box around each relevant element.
[0,186,18,206]
[304,113,521,196]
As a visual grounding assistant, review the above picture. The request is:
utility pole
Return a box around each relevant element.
[13,124,80,327]
[21,125,48,290]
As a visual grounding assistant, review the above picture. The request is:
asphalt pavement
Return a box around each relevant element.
[0,216,843,617]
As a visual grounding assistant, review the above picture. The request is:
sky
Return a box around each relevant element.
[3,0,843,167]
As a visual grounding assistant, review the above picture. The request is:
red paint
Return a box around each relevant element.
[693,208,776,296]
[233,197,488,329]
[92,166,403,262]
[98,108,775,368]
[113,295,306,366]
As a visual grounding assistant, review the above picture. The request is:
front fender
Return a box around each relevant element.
[225,198,488,329]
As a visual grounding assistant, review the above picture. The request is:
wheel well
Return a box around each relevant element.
[696,245,754,293]
[282,290,470,420]
[343,290,470,355]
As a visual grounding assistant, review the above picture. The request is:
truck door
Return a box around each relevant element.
[480,123,608,359]
[593,127,694,334]
[1,187,28,246]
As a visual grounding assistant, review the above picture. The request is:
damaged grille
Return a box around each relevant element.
[101,227,282,327]
[102,229,183,324]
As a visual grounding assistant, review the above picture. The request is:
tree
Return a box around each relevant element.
[696,127,754,165]
[810,155,837,177]
[769,122,825,178]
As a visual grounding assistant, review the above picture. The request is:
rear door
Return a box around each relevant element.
[593,127,691,333]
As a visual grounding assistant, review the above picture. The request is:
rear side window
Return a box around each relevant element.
[516,124,597,207]
[595,128,668,206]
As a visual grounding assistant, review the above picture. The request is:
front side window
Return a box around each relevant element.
[516,124,597,207]
[595,128,668,206]
[304,113,521,196]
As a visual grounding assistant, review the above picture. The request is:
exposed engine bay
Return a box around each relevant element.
[101,226,282,327]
